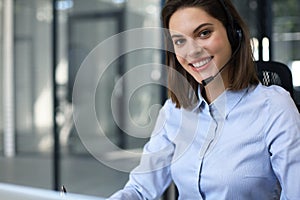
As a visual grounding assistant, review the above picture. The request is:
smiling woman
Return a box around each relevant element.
[106,0,300,199]
[163,0,259,107]
[169,7,232,91]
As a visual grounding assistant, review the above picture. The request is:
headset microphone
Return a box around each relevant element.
[201,59,230,87]
[201,30,241,87]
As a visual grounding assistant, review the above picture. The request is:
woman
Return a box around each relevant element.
[108,0,300,199]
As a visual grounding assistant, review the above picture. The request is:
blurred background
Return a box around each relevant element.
[0,0,300,199]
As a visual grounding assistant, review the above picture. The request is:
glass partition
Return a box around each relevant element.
[58,0,165,197]
[0,0,165,197]
[0,0,53,190]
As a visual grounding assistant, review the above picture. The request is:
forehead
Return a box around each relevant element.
[169,7,218,36]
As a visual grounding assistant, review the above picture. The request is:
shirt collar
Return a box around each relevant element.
[192,85,250,118]
[191,85,205,113]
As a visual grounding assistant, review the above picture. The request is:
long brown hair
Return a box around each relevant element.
[161,0,259,108]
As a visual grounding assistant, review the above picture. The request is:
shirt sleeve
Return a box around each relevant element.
[264,88,300,200]
[107,100,175,200]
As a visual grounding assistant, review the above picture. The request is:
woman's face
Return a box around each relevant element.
[169,7,232,84]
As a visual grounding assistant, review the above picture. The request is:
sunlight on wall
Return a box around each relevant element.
[34,88,53,128]
[262,37,270,61]
[290,61,300,87]
[251,37,259,61]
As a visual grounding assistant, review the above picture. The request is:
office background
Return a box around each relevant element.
[0,0,300,199]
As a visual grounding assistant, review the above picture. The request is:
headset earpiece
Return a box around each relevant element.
[219,0,243,50]
[236,28,242,40]
[231,25,243,49]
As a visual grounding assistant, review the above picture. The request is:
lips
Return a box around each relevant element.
[189,56,213,69]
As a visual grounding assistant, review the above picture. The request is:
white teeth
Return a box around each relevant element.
[192,57,211,68]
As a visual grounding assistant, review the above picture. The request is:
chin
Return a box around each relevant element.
[193,76,204,84]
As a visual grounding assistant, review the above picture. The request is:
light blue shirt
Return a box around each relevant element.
[108,84,300,200]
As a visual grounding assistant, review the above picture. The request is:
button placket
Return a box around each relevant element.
[198,104,226,196]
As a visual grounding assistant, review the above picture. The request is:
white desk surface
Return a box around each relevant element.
[0,182,105,200]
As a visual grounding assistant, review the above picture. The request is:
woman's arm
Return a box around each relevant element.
[265,89,300,199]
[107,100,176,200]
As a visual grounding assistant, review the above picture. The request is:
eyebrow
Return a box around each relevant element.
[193,23,213,35]
[170,23,213,39]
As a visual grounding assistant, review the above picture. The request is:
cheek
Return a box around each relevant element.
[206,37,223,52]
[175,53,184,63]
[174,47,188,64]
[211,37,231,57]
[176,55,189,70]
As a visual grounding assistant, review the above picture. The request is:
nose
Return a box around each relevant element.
[187,40,203,58]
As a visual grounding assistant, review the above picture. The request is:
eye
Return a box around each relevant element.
[173,38,186,46]
[199,29,212,38]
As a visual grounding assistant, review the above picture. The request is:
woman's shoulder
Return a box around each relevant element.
[160,99,182,119]
[158,99,185,128]
[162,99,179,112]
[254,83,291,100]
[252,84,296,112]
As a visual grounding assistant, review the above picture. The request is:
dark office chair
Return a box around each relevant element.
[255,60,294,98]
[255,60,299,112]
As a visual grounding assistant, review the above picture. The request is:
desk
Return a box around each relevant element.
[0,183,105,200]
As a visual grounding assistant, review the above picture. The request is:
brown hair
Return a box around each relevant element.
[161,0,259,108]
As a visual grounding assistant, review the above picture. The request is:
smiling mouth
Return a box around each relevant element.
[190,56,213,68]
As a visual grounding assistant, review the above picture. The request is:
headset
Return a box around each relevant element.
[201,0,243,86]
